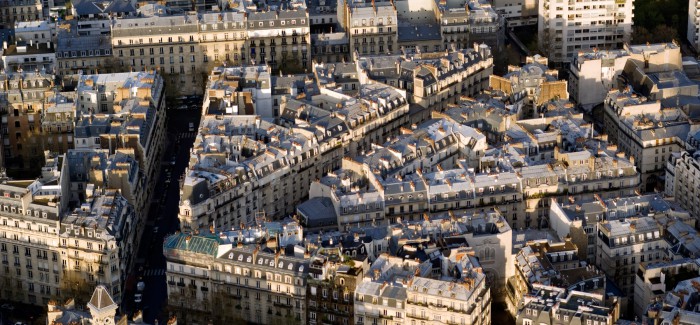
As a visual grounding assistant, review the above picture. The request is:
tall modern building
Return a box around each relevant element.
[689,0,700,52]
[538,0,634,64]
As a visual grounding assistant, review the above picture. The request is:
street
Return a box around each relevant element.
[121,101,202,324]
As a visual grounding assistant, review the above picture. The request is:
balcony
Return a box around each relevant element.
[273,302,293,309]
[428,303,448,312]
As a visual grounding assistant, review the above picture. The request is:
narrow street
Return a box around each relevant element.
[121,102,202,324]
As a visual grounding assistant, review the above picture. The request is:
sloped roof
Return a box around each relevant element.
[87,285,116,310]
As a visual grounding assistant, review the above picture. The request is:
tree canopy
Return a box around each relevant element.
[632,0,687,44]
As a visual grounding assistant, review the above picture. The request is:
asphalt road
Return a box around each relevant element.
[122,102,201,324]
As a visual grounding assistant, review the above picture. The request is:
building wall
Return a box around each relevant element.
[689,0,700,51]
[111,17,203,95]
[596,221,666,298]
[165,248,309,324]
[0,0,42,29]
[538,0,634,64]
[246,11,312,73]
[666,151,700,219]
[347,4,399,56]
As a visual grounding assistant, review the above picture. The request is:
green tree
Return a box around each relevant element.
[633,0,687,44]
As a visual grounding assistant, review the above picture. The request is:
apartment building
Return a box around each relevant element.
[538,0,634,64]
[56,26,115,77]
[313,61,361,95]
[633,258,700,318]
[178,94,348,228]
[437,95,518,144]
[40,92,75,155]
[306,129,639,232]
[393,0,501,52]
[466,0,503,48]
[199,12,247,68]
[689,0,700,52]
[14,20,54,44]
[0,153,137,306]
[643,274,700,325]
[307,248,363,325]
[308,0,338,33]
[597,217,667,300]
[550,194,688,264]
[568,49,629,110]
[516,289,619,325]
[603,88,691,191]
[394,0,442,54]
[568,43,682,110]
[285,82,410,157]
[436,3,470,50]
[246,7,311,72]
[203,65,272,117]
[58,188,137,304]
[73,71,166,220]
[341,0,398,56]
[163,222,309,324]
[359,118,488,177]
[511,145,638,230]
[0,168,65,306]
[0,0,42,29]
[311,33,350,63]
[492,0,537,27]
[0,71,55,173]
[1,40,55,73]
[666,150,700,220]
[111,14,202,94]
[508,238,608,317]
[354,250,491,325]
[356,44,494,111]
[489,55,568,117]
[72,0,136,36]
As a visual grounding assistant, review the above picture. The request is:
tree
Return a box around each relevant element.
[632,25,679,44]
[633,0,687,44]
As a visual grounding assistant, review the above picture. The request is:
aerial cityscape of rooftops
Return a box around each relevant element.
[1,0,700,324]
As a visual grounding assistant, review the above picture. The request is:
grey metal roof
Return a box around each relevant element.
[397,23,441,42]
[297,197,337,228]
[73,0,136,16]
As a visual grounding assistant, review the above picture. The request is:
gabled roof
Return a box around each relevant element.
[87,285,116,311]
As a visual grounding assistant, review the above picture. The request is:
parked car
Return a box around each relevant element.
[134,293,143,303]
